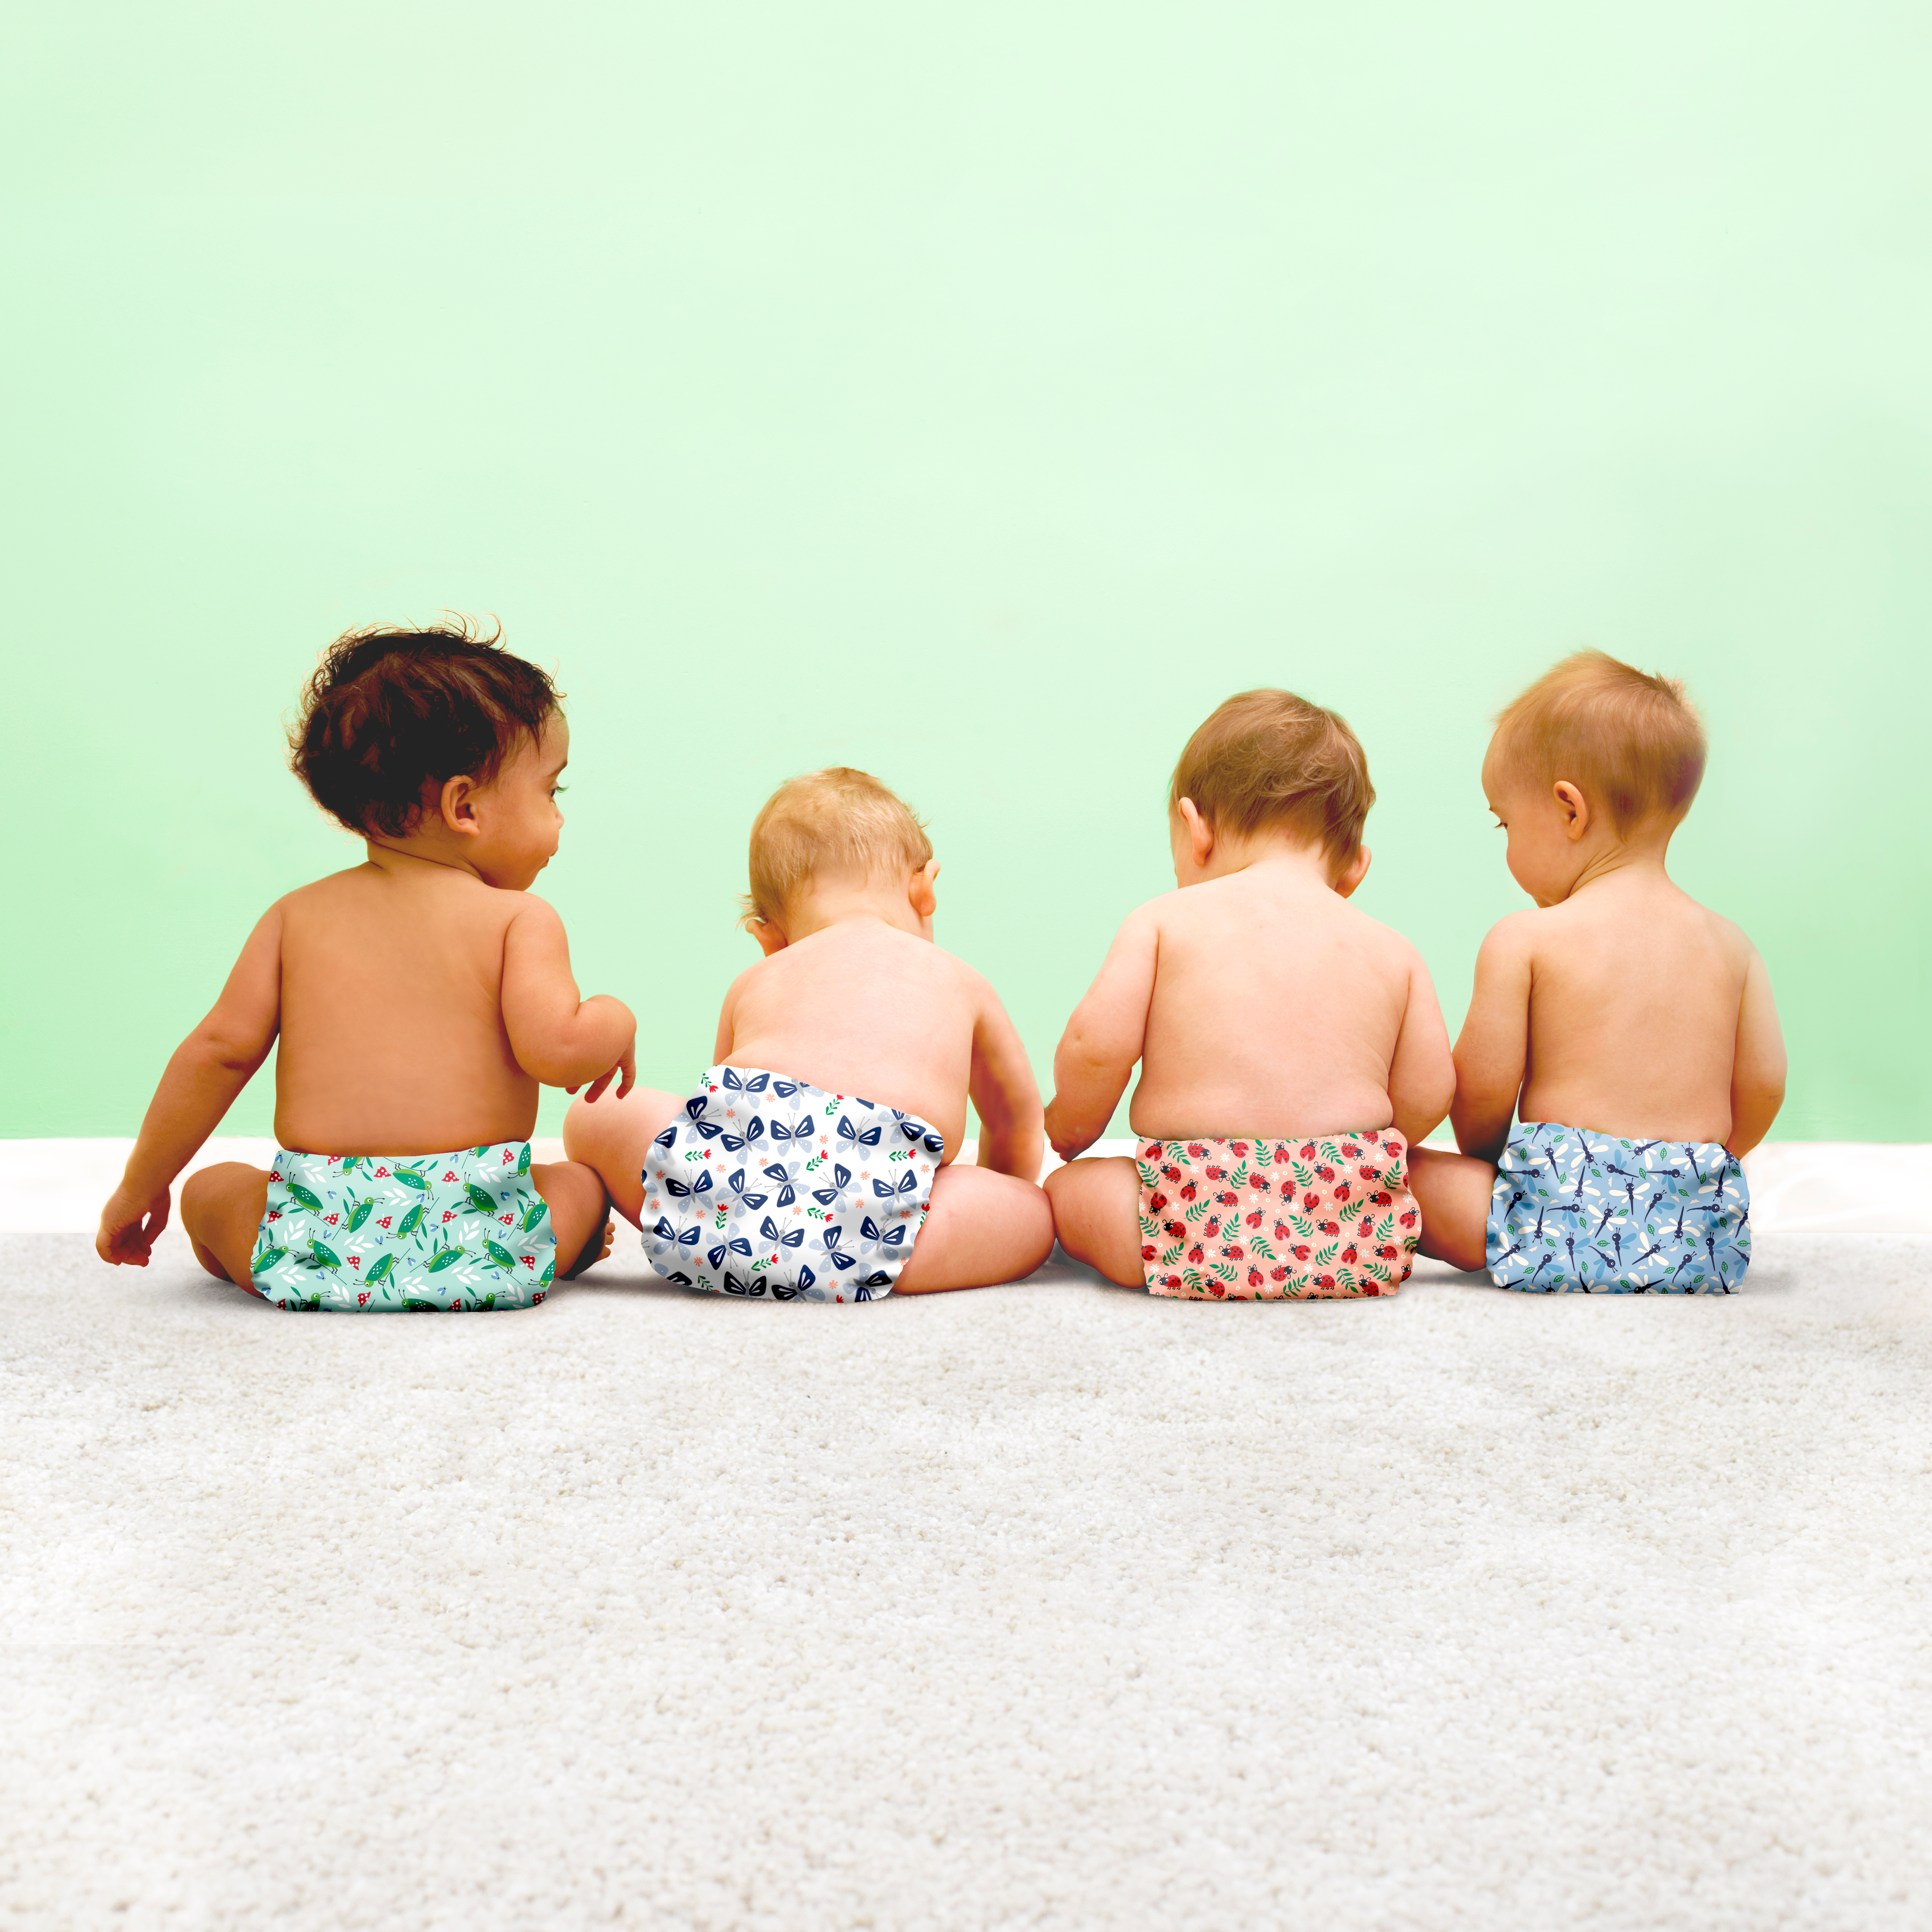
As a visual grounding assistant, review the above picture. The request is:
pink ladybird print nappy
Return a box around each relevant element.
[1135,1131,1419,1299]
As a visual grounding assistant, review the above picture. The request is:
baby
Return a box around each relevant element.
[1046,689,1456,1298]
[95,623,636,1310]
[1407,651,1786,1292]
[566,767,1053,1299]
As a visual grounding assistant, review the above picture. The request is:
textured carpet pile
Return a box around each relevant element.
[3,1231,1929,1929]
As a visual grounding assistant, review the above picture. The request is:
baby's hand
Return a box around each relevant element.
[97,1185,171,1267]
[1044,1100,1094,1164]
[571,1043,637,1106]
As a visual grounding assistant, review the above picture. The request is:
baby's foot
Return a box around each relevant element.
[564,1217,616,1279]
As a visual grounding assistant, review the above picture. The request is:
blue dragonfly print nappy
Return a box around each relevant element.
[1486,1123,1750,1292]
[248,1142,557,1310]
[641,1066,947,1301]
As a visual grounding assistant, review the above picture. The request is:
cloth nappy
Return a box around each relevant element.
[641,1066,946,1301]
[1136,1130,1419,1298]
[248,1142,556,1310]
[1486,1123,1750,1293]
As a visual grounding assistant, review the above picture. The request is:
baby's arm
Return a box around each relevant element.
[1043,909,1156,1160]
[1386,946,1456,1149]
[1449,915,1534,1162]
[1727,946,1786,1155]
[501,898,637,1100]
[967,981,1046,1181]
[97,907,284,1266]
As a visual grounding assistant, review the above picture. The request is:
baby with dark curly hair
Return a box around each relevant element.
[96,621,634,1310]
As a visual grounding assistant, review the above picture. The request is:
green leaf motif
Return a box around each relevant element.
[308,1239,342,1269]
[284,1182,324,1212]
[394,1168,431,1192]
[397,1202,425,1237]
[364,1254,396,1287]
[1312,1242,1338,1267]
[520,1199,549,1233]
[346,1199,373,1233]
[425,1246,466,1273]
[464,1184,498,1216]
[1290,1214,1315,1237]
[250,1246,287,1273]
[484,1240,517,1272]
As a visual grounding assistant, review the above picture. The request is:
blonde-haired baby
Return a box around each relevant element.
[568,768,1053,1299]
[1409,651,1786,1291]
[1047,690,1456,1298]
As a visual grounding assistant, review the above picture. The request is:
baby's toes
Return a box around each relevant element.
[598,1218,615,1262]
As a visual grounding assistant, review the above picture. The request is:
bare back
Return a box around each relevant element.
[276,863,536,1154]
[720,921,996,1159]
[1516,876,1753,1142]
[1137,873,1437,1137]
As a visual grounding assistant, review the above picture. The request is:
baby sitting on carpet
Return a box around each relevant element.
[566,767,1053,1299]
[1407,650,1786,1292]
[95,622,635,1310]
[1044,689,1455,1298]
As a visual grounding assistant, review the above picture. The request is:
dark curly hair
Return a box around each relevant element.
[289,618,560,836]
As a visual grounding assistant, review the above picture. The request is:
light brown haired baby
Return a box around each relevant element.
[1045,688,1455,1299]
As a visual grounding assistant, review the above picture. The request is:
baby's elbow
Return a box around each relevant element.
[193,1025,268,1078]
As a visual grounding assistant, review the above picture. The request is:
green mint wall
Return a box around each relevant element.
[3,4,1927,1141]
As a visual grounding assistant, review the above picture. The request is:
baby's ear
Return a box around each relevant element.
[1333,845,1371,898]
[909,858,940,921]
[747,917,788,957]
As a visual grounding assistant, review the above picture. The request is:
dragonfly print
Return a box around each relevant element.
[1485,1123,1750,1294]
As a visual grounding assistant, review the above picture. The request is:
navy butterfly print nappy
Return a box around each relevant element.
[640,1067,947,1301]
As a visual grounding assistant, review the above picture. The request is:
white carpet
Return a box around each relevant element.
[4,1220,1931,1929]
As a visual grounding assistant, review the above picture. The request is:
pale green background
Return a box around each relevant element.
[3,3,1927,1142]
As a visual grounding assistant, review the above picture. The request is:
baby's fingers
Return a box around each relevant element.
[616,1047,637,1099]
[581,1066,617,1105]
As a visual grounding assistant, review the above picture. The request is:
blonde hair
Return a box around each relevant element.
[741,767,934,927]
[1491,650,1706,830]
[1168,688,1375,864]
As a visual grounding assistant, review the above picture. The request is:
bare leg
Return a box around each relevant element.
[1044,1156,1145,1288]
[180,1163,272,1287]
[529,1161,614,1278]
[1408,1145,1495,1272]
[892,1165,1055,1293]
[563,1085,685,1229]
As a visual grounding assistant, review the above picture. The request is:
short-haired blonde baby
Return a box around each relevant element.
[743,767,933,932]
[567,767,1053,1300]
[1408,649,1785,1292]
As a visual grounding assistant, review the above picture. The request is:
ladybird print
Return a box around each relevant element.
[1134,1132,1418,1299]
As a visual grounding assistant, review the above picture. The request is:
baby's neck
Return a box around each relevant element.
[784,886,925,943]
[1557,836,1676,905]
[364,837,485,883]
[1199,837,1336,888]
